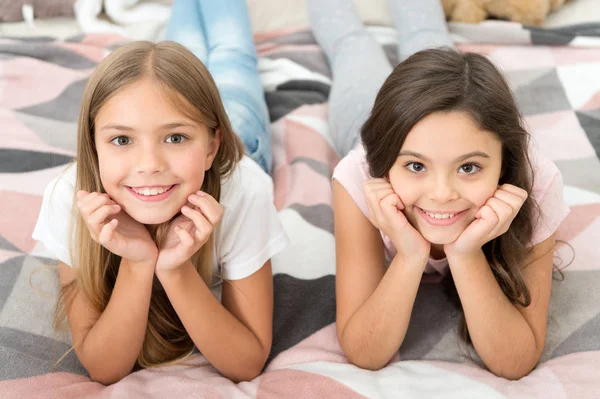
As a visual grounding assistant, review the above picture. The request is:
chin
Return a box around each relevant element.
[128,211,176,225]
[420,229,461,246]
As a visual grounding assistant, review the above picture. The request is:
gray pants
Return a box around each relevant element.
[308,0,454,157]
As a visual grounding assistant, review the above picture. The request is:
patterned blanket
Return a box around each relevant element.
[1,21,600,398]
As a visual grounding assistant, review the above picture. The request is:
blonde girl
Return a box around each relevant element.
[32,41,289,384]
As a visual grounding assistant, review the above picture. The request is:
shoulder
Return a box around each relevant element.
[40,162,77,217]
[528,150,570,246]
[332,145,372,218]
[220,155,274,208]
[32,163,77,266]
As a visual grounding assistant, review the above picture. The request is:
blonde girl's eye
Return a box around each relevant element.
[111,136,131,146]
[166,134,187,144]
[406,162,426,173]
[458,163,481,175]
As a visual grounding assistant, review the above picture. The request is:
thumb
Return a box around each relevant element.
[380,193,404,219]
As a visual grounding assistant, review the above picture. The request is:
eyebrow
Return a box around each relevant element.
[398,150,490,163]
[99,122,196,132]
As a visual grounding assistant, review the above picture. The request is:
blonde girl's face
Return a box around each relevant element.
[94,78,220,225]
[387,111,503,249]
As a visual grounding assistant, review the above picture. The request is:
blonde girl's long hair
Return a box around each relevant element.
[55,41,244,368]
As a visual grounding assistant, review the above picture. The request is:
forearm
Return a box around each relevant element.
[448,250,541,379]
[158,262,268,382]
[340,255,426,370]
[77,258,155,384]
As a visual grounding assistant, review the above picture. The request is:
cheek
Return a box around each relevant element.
[466,181,499,208]
[389,177,420,206]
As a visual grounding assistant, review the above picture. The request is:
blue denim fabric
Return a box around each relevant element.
[166,0,272,172]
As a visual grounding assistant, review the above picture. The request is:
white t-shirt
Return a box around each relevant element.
[32,156,290,299]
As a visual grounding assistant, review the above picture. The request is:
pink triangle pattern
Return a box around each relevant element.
[0,57,91,110]
[0,191,42,253]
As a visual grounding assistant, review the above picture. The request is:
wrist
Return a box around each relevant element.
[120,257,156,278]
[446,248,486,268]
[155,260,194,283]
[392,251,429,271]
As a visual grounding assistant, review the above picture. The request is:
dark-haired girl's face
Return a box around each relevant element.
[387,111,503,251]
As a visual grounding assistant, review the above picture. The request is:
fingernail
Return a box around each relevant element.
[197,191,205,196]
[189,194,197,201]
[182,206,190,213]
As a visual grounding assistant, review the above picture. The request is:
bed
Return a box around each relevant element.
[1,3,600,398]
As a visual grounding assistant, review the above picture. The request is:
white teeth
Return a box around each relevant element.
[132,186,170,196]
[424,211,455,219]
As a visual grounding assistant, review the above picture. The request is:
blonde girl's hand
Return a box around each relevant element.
[444,184,528,258]
[363,179,430,264]
[75,190,158,264]
[155,191,223,275]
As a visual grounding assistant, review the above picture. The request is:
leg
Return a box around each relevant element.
[198,0,272,172]
[387,0,454,61]
[308,0,393,157]
[165,0,208,63]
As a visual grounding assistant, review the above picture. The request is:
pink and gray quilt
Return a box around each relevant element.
[1,21,600,398]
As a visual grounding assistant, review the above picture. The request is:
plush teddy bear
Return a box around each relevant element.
[441,0,571,26]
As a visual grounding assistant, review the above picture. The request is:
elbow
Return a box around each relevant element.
[224,344,271,383]
[346,352,387,371]
[225,358,267,383]
[486,347,543,381]
[488,363,535,381]
[338,328,387,371]
[227,365,263,383]
[88,369,127,385]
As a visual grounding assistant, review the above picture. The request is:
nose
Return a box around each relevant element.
[428,175,459,203]
[135,145,165,175]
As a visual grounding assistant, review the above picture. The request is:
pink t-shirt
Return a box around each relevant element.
[332,145,570,277]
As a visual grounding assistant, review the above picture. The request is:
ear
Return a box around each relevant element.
[205,127,222,171]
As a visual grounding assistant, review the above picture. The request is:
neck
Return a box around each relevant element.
[430,244,446,260]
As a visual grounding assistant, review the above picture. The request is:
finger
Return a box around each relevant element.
[78,193,116,217]
[88,204,121,228]
[380,193,403,218]
[486,197,513,222]
[181,205,213,235]
[363,179,393,195]
[175,226,196,249]
[499,184,528,200]
[98,219,118,247]
[478,204,500,224]
[76,190,90,201]
[494,189,526,211]
[365,185,394,207]
[188,193,223,225]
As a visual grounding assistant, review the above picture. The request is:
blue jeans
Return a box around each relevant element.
[166,0,272,172]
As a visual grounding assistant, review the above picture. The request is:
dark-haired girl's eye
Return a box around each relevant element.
[111,136,131,146]
[166,134,187,144]
[406,162,426,173]
[459,163,481,175]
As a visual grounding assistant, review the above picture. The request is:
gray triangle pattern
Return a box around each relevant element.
[554,157,600,194]
[508,68,572,116]
[576,110,600,159]
[0,237,21,253]
[13,112,77,154]
[17,79,88,123]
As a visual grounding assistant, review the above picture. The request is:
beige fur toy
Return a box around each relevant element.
[441,0,571,26]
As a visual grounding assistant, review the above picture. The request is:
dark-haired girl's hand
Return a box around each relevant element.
[155,191,222,276]
[75,190,158,264]
[444,184,528,258]
[363,179,430,264]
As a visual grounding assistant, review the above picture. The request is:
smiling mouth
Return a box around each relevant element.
[416,207,467,226]
[128,185,175,197]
